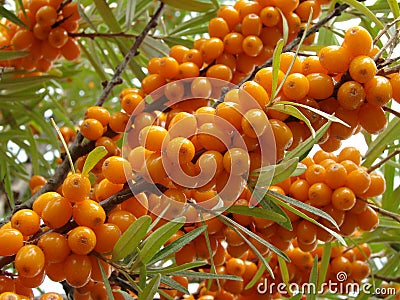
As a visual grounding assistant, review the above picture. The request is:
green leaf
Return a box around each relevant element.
[160,274,190,295]
[112,290,134,300]
[97,257,115,300]
[278,101,349,127]
[277,9,288,44]
[0,51,29,61]
[0,6,27,28]
[163,36,194,49]
[284,120,331,162]
[245,263,265,290]
[270,39,285,101]
[161,0,215,12]
[138,274,161,300]
[134,216,185,267]
[112,215,152,261]
[169,10,216,35]
[125,0,137,30]
[93,0,122,32]
[341,0,385,30]
[306,256,319,299]
[223,205,287,223]
[147,225,206,265]
[270,103,315,138]
[317,242,331,290]
[82,146,108,175]
[141,36,170,58]
[387,0,400,19]
[278,256,291,296]
[250,157,303,188]
[173,270,242,281]
[148,261,206,275]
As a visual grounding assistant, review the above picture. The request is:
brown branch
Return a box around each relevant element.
[377,63,400,76]
[69,31,163,40]
[369,203,400,224]
[367,148,400,173]
[383,106,400,119]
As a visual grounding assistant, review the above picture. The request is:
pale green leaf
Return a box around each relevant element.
[306,256,319,299]
[341,0,385,29]
[317,242,331,290]
[138,274,161,300]
[82,146,108,175]
[0,51,29,61]
[223,206,287,223]
[98,257,115,300]
[161,0,215,12]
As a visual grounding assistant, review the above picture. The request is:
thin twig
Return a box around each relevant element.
[367,148,400,173]
[369,203,400,224]
[372,274,400,283]
[377,63,400,76]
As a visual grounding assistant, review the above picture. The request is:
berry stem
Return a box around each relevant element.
[367,148,400,173]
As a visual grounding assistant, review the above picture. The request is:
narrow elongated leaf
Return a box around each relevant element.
[112,215,152,261]
[82,146,108,175]
[0,6,27,28]
[134,216,185,267]
[147,225,206,265]
[98,258,115,300]
[269,39,285,100]
[245,262,265,290]
[341,0,385,29]
[148,261,206,275]
[387,0,400,18]
[93,0,122,32]
[160,275,190,295]
[284,120,331,162]
[0,51,29,60]
[141,36,170,58]
[317,242,331,290]
[270,103,315,137]
[306,256,319,300]
[138,274,161,300]
[173,271,241,281]
[161,0,215,12]
[170,10,216,35]
[223,206,287,223]
[125,0,137,30]
[278,256,291,296]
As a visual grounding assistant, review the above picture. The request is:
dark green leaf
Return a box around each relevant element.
[223,205,287,223]
[306,256,319,299]
[173,270,242,281]
[317,242,331,290]
[98,257,115,300]
[160,274,190,295]
[161,0,215,12]
[0,6,27,28]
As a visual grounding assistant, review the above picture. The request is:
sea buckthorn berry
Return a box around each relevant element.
[41,196,73,229]
[33,191,61,216]
[62,2,81,21]
[147,57,160,74]
[191,77,212,98]
[343,26,372,57]
[283,73,309,101]
[338,147,361,165]
[141,153,168,184]
[239,80,269,108]
[273,0,299,13]
[287,121,310,150]
[48,27,68,48]
[308,182,332,207]
[390,72,400,103]
[223,148,250,176]
[107,210,137,233]
[0,292,20,300]
[141,74,166,94]
[80,118,104,141]
[351,260,370,281]
[121,92,145,116]
[206,64,233,81]
[241,108,269,138]
[11,209,40,236]
[295,0,321,20]
[361,173,386,198]
[64,254,92,288]
[73,199,106,230]
[201,38,224,62]
[166,137,195,164]
[37,232,70,263]
[138,125,169,152]
[197,123,230,152]
[304,164,326,184]
[318,45,352,74]
[358,103,387,134]
[224,32,244,55]
[254,67,285,95]
[325,163,347,189]
[94,178,124,202]
[93,223,121,254]
[302,56,328,75]
[15,245,45,278]
[329,106,359,140]
[182,49,204,68]
[357,206,379,231]
[242,35,263,57]
[215,101,242,131]
[364,75,392,107]
[306,73,334,100]
[35,5,57,26]
[280,52,303,74]
[62,173,91,202]
[270,119,293,151]
[217,6,240,30]
[0,228,23,256]
[208,17,230,39]
[337,81,366,110]
[164,81,185,102]
[260,6,280,27]
[345,169,371,196]
[158,56,179,80]
[11,29,34,50]
[330,256,352,276]
[39,292,63,300]
[68,226,97,255]
[297,220,317,245]
[349,56,377,83]
[289,179,310,202]
[331,187,356,211]
[61,38,81,61]
[242,13,262,36]
[89,256,111,282]
[226,258,246,276]
[169,45,189,64]
[102,156,131,184]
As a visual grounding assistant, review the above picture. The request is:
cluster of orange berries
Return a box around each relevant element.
[0,0,81,72]
[191,242,372,300]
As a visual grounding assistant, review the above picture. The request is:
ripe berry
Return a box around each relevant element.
[68,226,97,255]
[0,228,24,256]
[11,209,40,236]
[15,245,45,278]
[62,173,91,202]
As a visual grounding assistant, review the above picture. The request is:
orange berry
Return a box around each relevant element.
[208,17,230,39]
[357,206,379,231]
[61,38,81,61]
[64,254,92,288]
[37,232,70,263]
[11,209,40,236]
[343,26,372,57]
[283,73,309,100]
[35,5,57,26]
[364,75,392,107]
[358,103,387,134]
[48,27,69,48]
[306,73,334,100]
[260,6,281,27]
[62,173,91,202]
[41,195,73,229]
[0,228,24,256]
[318,45,352,74]
[242,35,263,57]
[62,2,81,21]
[15,245,45,278]
[331,187,356,211]
[158,56,179,80]
[93,223,121,254]
[67,226,97,255]
[349,55,377,83]
[390,72,400,103]
[337,81,365,110]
